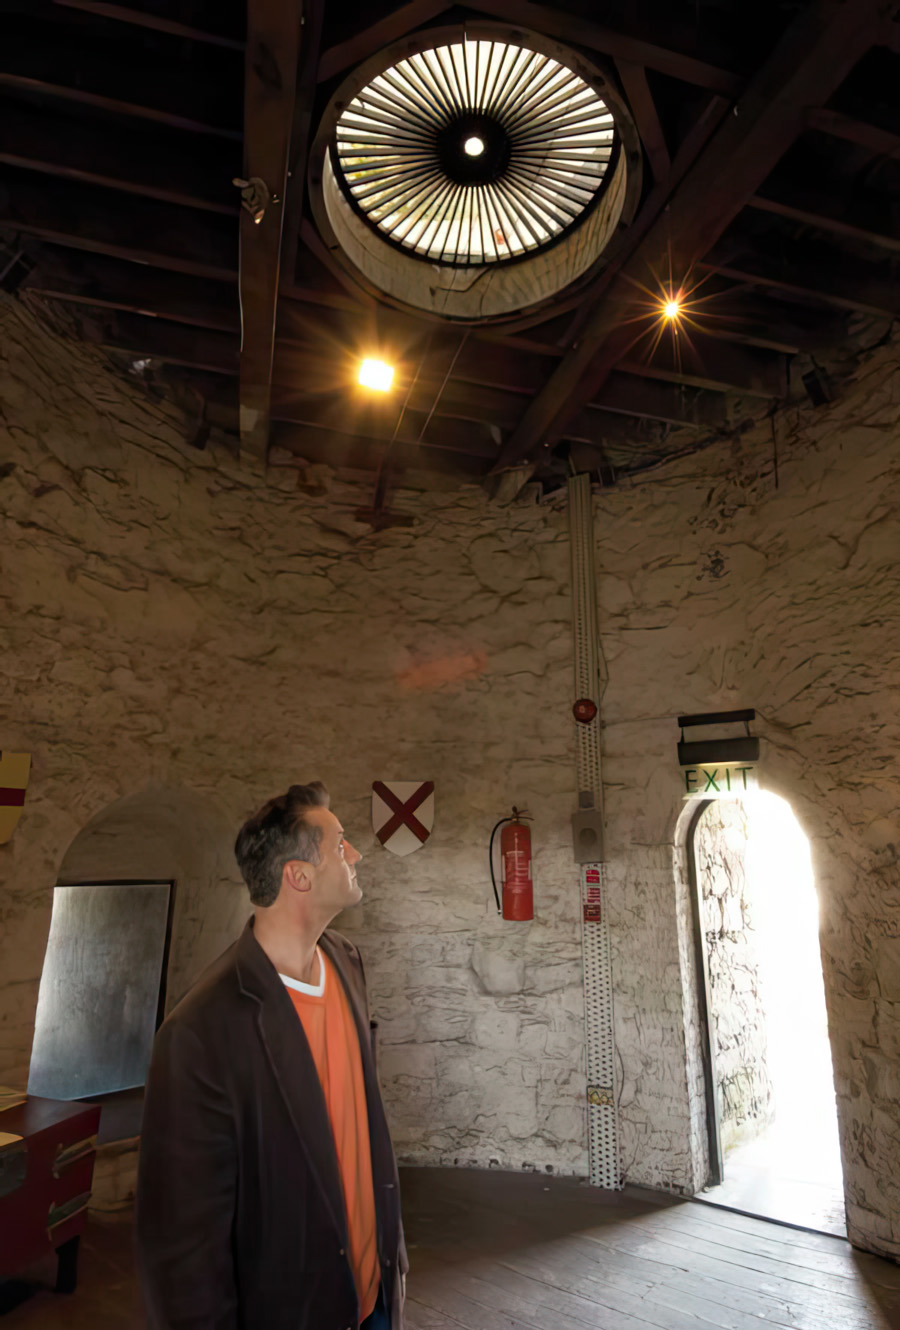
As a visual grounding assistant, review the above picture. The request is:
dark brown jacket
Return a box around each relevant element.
[136,921,407,1330]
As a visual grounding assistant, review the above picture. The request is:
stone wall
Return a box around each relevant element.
[594,340,900,1259]
[1,294,899,1260]
[696,800,773,1152]
[0,295,587,1178]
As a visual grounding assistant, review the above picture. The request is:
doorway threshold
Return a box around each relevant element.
[695,1135,846,1238]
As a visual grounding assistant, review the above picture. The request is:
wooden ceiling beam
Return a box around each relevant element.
[272,346,723,439]
[747,184,900,252]
[551,94,732,348]
[237,0,306,464]
[271,422,490,478]
[471,0,742,95]
[277,312,784,401]
[0,101,238,216]
[78,310,239,376]
[699,245,900,319]
[0,73,239,140]
[616,60,671,183]
[269,388,499,459]
[0,171,237,280]
[318,0,452,83]
[0,26,241,138]
[807,106,900,156]
[51,1,244,50]
[280,8,327,295]
[22,251,240,334]
[618,335,785,397]
[590,373,719,431]
[493,0,896,471]
[692,289,847,355]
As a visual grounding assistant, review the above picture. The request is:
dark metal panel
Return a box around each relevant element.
[678,708,756,728]
[678,737,760,766]
[27,882,172,1100]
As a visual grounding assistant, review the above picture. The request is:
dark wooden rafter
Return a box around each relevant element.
[276,320,785,400]
[0,102,238,215]
[471,0,743,94]
[271,390,498,459]
[95,312,239,376]
[701,241,900,319]
[0,22,242,138]
[51,0,245,50]
[808,106,900,156]
[272,421,490,478]
[747,183,900,252]
[615,61,671,183]
[0,171,237,280]
[279,6,327,294]
[494,0,899,471]
[22,252,240,333]
[237,0,304,463]
[75,304,733,442]
[317,0,451,82]
[528,92,732,345]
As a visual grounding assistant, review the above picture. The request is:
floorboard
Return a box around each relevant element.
[1,1166,897,1328]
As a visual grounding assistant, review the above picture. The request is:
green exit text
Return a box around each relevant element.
[683,765,757,795]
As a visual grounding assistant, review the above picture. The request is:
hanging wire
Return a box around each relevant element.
[414,330,471,445]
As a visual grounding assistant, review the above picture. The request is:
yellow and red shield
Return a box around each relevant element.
[0,752,31,844]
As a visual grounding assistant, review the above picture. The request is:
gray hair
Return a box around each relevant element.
[234,782,330,907]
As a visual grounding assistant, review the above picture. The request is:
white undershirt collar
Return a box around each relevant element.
[279,948,325,997]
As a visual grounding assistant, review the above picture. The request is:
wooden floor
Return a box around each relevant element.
[402,1169,900,1330]
[3,1166,899,1329]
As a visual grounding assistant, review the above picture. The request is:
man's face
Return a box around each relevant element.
[305,806,363,916]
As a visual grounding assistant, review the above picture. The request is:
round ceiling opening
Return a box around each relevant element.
[333,38,617,267]
[309,24,642,322]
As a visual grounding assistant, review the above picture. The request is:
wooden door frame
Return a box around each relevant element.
[686,798,724,1187]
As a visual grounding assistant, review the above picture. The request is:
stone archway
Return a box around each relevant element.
[50,785,249,1211]
[57,784,248,1011]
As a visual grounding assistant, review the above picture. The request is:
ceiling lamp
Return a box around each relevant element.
[358,357,394,392]
[333,37,616,267]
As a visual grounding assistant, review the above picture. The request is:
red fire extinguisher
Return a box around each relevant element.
[489,808,534,921]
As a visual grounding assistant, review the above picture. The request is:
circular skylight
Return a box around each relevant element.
[333,38,616,267]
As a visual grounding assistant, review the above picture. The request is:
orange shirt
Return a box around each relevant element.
[282,952,380,1322]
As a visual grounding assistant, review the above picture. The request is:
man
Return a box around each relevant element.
[136,782,407,1330]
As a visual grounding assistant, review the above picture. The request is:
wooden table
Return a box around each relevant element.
[0,1096,101,1293]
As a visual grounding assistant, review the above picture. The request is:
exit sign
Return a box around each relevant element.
[682,763,758,799]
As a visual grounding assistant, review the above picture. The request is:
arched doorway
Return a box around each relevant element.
[688,790,844,1235]
[29,786,248,1210]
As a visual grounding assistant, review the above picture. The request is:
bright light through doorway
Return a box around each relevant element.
[745,790,842,1185]
[700,790,844,1235]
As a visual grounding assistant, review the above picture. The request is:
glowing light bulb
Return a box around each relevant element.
[464,136,485,157]
[358,358,394,392]
[663,299,681,321]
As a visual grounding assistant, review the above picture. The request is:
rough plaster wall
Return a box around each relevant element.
[0,295,587,1176]
[1,295,899,1259]
[696,800,773,1151]
[596,338,900,1258]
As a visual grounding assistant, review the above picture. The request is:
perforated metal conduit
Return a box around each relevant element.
[568,473,621,1189]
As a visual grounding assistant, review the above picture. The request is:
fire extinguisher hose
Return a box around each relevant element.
[488,817,511,915]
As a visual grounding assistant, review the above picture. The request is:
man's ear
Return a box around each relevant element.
[283,859,314,895]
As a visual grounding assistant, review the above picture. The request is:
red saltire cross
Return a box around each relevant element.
[372,781,435,845]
